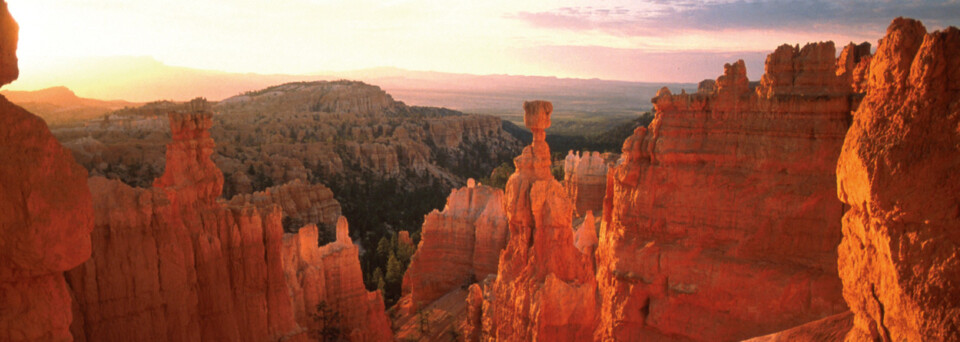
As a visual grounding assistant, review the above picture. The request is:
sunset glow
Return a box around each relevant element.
[5,0,959,99]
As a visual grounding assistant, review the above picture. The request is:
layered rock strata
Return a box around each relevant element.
[0,2,95,340]
[563,150,608,217]
[595,41,868,341]
[401,179,509,310]
[469,101,597,341]
[836,18,959,341]
[66,109,391,341]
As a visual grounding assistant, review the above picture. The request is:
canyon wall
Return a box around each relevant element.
[469,101,598,341]
[0,2,95,340]
[563,150,608,217]
[836,18,959,341]
[65,109,391,341]
[595,41,870,341]
[401,179,509,310]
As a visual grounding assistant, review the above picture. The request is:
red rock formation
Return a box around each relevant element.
[228,179,341,232]
[427,115,506,149]
[402,179,509,309]
[836,42,873,94]
[0,0,15,86]
[283,218,393,342]
[0,2,95,339]
[342,141,401,174]
[392,288,471,342]
[595,41,863,340]
[66,108,392,342]
[563,150,608,217]
[836,18,960,341]
[473,101,598,341]
[574,210,598,255]
[744,312,854,342]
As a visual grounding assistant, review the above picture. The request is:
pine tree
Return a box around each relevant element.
[376,236,391,261]
[385,253,403,285]
[373,267,385,293]
[397,238,416,265]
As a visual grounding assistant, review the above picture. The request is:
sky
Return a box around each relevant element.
[5,0,960,89]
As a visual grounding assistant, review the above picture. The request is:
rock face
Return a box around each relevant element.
[574,210,598,255]
[282,218,393,342]
[563,150,608,217]
[836,18,960,341]
[0,2,95,340]
[228,179,341,233]
[402,180,509,309]
[0,1,15,86]
[66,109,391,341]
[744,312,854,342]
[471,101,598,341]
[595,41,865,341]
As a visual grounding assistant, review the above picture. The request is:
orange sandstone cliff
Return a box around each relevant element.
[595,41,869,341]
[65,107,392,341]
[402,179,509,310]
[392,179,509,341]
[0,1,95,340]
[836,18,960,341]
[283,218,393,341]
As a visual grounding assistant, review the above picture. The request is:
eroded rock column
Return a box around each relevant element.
[472,101,597,341]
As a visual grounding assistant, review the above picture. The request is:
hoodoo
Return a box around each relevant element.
[66,105,391,341]
[467,101,598,341]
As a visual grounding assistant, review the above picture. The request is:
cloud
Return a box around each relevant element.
[512,0,960,38]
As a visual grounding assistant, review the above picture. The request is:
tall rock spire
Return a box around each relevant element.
[470,100,598,341]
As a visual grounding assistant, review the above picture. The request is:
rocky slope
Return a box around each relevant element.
[212,81,519,196]
[466,101,598,341]
[744,312,854,342]
[44,81,520,217]
[594,40,869,341]
[66,108,391,341]
[835,18,959,341]
[0,2,95,340]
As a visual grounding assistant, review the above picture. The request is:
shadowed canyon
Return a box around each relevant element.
[1,1,958,341]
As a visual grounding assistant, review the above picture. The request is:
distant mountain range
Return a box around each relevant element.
[7,56,695,117]
[0,86,137,125]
